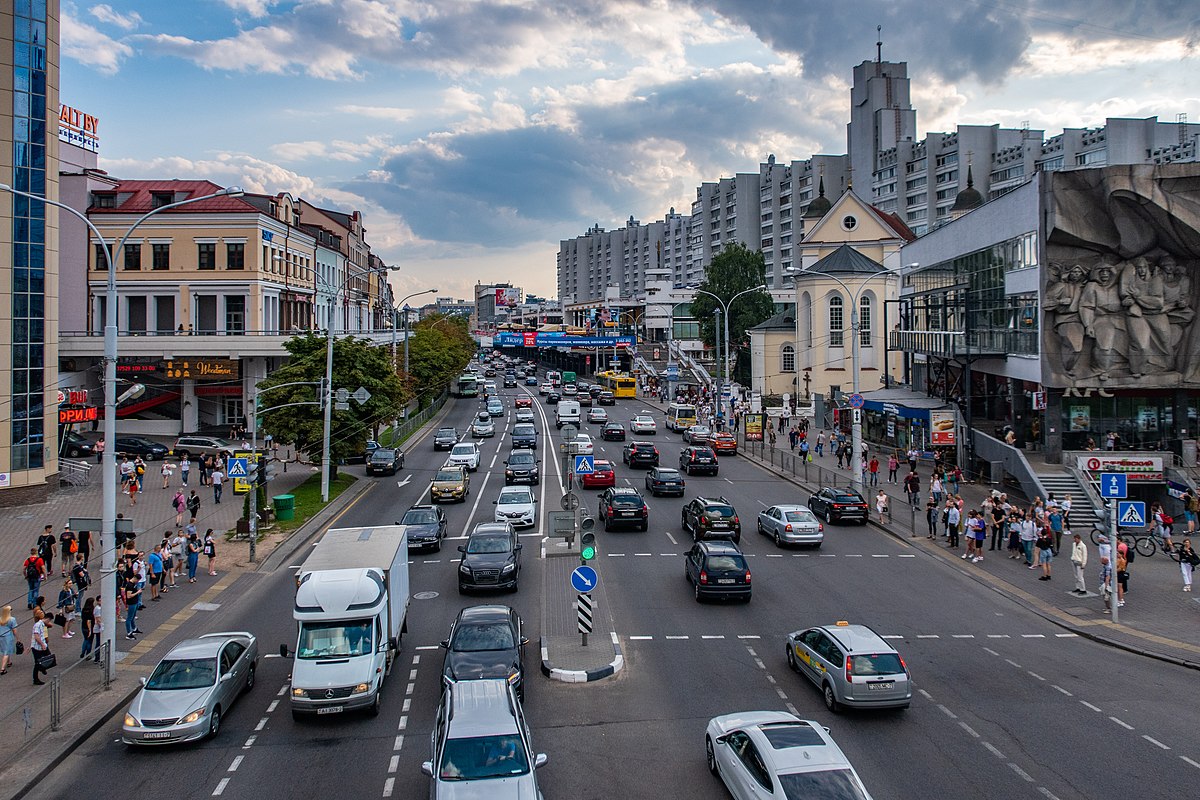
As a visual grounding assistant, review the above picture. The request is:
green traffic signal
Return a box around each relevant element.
[580,529,596,562]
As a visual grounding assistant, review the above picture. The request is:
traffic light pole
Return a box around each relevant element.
[1110,499,1119,624]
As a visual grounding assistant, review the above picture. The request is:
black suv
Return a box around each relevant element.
[440,604,528,701]
[679,445,719,476]
[504,450,540,485]
[681,496,741,543]
[434,427,459,450]
[366,448,404,476]
[622,441,659,468]
[458,522,522,593]
[684,541,751,602]
[808,487,870,524]
[644,466,685,497]
[598,487,649,531]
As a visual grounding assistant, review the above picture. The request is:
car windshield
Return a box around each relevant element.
[297,620,373,659]
[403,509,439,525]
[778,769,870,800]
[145,657,217,690]
[439,734,530,781]
[435,470,464,482]
[468,535,512,554]
[784,510,818,523]
[849,653,905,676]
[514,425,535,435]
[509,455,534,466]
[452,622,516,652]
[451,445,474,456]
[371,450,394,461]
[498,492,532,505]
[705,555,747,572]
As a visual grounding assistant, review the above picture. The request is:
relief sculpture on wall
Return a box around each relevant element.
[1042,165,1200,388]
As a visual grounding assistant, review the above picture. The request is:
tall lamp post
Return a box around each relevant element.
[396,288,438,375]
[0,182,243,675]
[690,285,768,429]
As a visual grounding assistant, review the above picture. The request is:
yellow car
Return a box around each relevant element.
[431,465,470,503]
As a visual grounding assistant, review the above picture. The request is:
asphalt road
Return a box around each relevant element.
[33,366,1200,800]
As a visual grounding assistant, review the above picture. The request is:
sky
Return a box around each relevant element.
[61,0,1200,302]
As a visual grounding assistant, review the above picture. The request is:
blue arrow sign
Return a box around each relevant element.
[574,455,595,474]
[227,457,249,478]
[1099,472,1127,499]
[1117,501,1146,528]
[571,565,599,593]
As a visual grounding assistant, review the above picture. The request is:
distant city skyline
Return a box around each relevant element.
[62,1,1200,299]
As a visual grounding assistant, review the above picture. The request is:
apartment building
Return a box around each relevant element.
[556,209,689,304]
[686,173,761,284]
[757,154,849,288]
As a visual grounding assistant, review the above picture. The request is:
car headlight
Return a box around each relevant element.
[507,670,521,685]
[292,688,308,698]
[124,713,139,727]
[180,707,206,725]
[505,470,514,477]
[501,563,516,574]
[459,564,471,574]
[352,682,371,694]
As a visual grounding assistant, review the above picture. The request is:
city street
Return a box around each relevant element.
[32,375,1200,800]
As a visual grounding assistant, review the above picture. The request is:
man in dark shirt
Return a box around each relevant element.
[124,572,142,639]
[36,524,56,569]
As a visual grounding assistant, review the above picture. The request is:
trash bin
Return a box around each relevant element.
[273,494,296,521]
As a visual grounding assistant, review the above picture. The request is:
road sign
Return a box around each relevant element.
[665,364,679,380]
[1117,501,1147,527]
[852,408,862,424]
[560,492,580,511]
[550,510,576,542]
[352,386,372,404]
[227,457,249,478]
[336,387,349,404]
[574,455,595,474]
[571,565,598,593]
[848,393,865,409]
[1099,472,1127,499]
[577,592,594,634]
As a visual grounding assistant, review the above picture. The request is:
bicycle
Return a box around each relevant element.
[1090,527,1138,550]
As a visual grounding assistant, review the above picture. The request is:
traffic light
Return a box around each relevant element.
[262,458,278,484]
[245,458,259,483]
[1093,504,1111,536]
[579,515,596,562]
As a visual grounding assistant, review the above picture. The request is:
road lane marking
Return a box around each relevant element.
[952,634,975,639]
[1005,659,1022,668]
[1051,685,1073,696]
[415,645,439,650]
[383,777,395,798]
[389,755,400,773]
[1143,735,1170,750]
[255,718,268,731]
[1008,763,1034,782]
[213,778,230,796]
[228,756,243,772]
[936,704,958,719]
[918,689,934,700]
[664,531,678,545]
[1027,671,1045,681]
[983,647,1000,656]
[243,736,256,749]
[737,635,760,639]
[1180,756,1200,769]
[958,721,980,738]
[665,635,689,640]
[987,634,1011,638]
[1080,701,1102,712]
[1109,717,1133,730]
[267,700,279,712]
[629,635,653,640]
[1038,789,1062,800]
[701,635,724,639]
[917,634,939,639]
[982,742,1007,759]
[1021,634,1045,638]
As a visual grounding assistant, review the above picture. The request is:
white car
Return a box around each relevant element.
[446,442,481,472]
[538,382,551,395]
[568,434,594,455]
[587,407,608,424]
[705,711,875,800]
[494,485,538,528]
[630,415,658,434]
[515,407,535,423]
[562,383,579,396]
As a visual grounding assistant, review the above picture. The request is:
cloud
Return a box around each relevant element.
[336,104,417,123]
[271,136,392,163]
[218,0,280,17]
[1020,32,1195,77]
[89,4,142,30]
[61,9,134,75]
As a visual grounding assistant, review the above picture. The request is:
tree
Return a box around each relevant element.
[687,242,775,384]
[406,314,475,403]
[257,334,408,472]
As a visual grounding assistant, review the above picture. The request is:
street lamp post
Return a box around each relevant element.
[396,289,438,375]
[690,285,768,430]
[0,182,243,675]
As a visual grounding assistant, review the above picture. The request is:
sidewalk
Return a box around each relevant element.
[738,435,1200,669]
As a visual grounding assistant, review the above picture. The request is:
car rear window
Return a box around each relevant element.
[704,554,747,572]
[654,470,680,478]
[610,495,643,507]
[834,494,863,503]
[760,722,825,749]
[784,510,817,523]
[778,769,869,800]
[704,506,735,518]
[849,653,905,676]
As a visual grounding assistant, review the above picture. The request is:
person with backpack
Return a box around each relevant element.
[59,525,78,577]
[55,579,78,639]
[1156,505,1176,554]
[23,548,45,610]
[35,524,56,573]
[172,489,187,527]
[70,554,90,595]
[133,457,147,491]
[187,490,201,520]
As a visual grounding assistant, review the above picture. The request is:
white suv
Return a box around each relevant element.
[446,442,481,472]
[494,486,537,528]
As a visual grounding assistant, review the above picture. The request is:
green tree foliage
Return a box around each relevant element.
[257,334,407,467]
[406,314,475,402]
[687,243,775,383]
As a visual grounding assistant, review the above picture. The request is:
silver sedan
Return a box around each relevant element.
[757,504,824,548]
[122,632,258,745]
[630,415,658,434]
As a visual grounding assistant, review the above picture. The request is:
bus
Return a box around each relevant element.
[666,402,698,432]
[596,371,638,398]
[456,373,479,398]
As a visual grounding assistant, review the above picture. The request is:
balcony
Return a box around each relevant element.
[60,329,401,360]
[888,328,1015,358]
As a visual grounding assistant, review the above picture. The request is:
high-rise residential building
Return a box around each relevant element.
[687,172,761,283]
[757,154,849,288]
[847,58,917,186]
[1,0,60,504]
[556,209,689,305]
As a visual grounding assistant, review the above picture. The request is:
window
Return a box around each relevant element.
[840,215,857,232]
[94,242,112,270]
[91,193,115,208]
[781,345,796,373]
[124,243,141,270]
[150,192,173,209]
[860,296,872,346]
[127,296,147,334]
[154,296,175,334]
[151,243,170,270]
[225,296,246,334]
[829,295,844,346]
[197,243,216,270]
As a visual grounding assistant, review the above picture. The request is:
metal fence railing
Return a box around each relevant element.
[0,642,112,751]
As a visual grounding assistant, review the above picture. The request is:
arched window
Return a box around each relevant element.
[781,344,796,373]
[860,295,873,347]
[829,295,844,347]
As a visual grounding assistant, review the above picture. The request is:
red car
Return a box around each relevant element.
[579,459,617,489]
[710,432,737,455]
[515,396,533,409]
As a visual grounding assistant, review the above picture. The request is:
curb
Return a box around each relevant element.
[737,443,1200,672]
[540,632,624,683]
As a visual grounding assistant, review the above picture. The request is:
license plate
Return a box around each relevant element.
[316,706,344,715]
[142,731,172,739]
[867,682,894,691]
[716,578,735,584]
[619,511,634,517]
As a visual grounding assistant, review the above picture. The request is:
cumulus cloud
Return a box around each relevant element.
[89,4,142,30]
[219,0,280,17]
[61,9,133,75]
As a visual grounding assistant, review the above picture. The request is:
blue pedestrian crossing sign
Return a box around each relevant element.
[574,455,595,475]
[227,457,249,478]
[1098,472,1127,499]
[1117,501,1146,528]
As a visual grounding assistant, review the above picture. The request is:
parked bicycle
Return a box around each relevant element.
[1089,527,1181,560]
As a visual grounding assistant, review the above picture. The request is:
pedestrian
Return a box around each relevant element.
[1036,524,1054,581]
[187,490,201,520]
[925,498,938,539]
[931,474,943,504]
[77,527,93,568]
[170,529,187,580]
[123,569,142,639]
[875,489,889,524]
[887,453,898,483]
[815,431,825,457]
[55,579,77,638]
[30,608,51,685]
[186,533,201,583]
[989,501,1005,551]
[211,466,225,504]
[204,529,218,576]
[868,457,880,487]
[799,439,810,461]
[0,605,17,675]
[1099,555,1113,611]
[172,489,187,527]
[36,524,56,574]
[147,545,164,601]
[161,537,176,589]
[179,456,191,487]
[119,456,134,489]
[1070,533,1088,595]
[1007,512,1023,559]
[1154,504,1176,554]
[23,547,45,610]
[59,524,78,577]
[70,554,91,595]
[906,447,918,473]
[835,442,845,469]
[94,437,105,465]
[1047,505,1064,555]
[134,457,146,490]
[79,597,98,661]
[1179,538,1198,592]
[1020,512,1037,567]
[945,502,961,548]
[1184,489,1199,534]
[1115,547,1129,608]
[1061,493,1073,529]
[904,471,921,506]
[160,459,173,489]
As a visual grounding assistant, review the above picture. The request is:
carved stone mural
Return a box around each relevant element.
[1042,165,1200,389]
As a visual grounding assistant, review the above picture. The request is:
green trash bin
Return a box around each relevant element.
[273,494,296,521]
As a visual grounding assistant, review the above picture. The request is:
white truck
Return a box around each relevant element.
[284,525,410,720]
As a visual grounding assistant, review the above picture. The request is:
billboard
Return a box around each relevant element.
[744,414,765,442]
[494,333,635,348]
[494,287,521,307]
[930,410,956,445]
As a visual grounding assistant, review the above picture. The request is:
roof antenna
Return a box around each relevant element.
[876,25,882,63]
